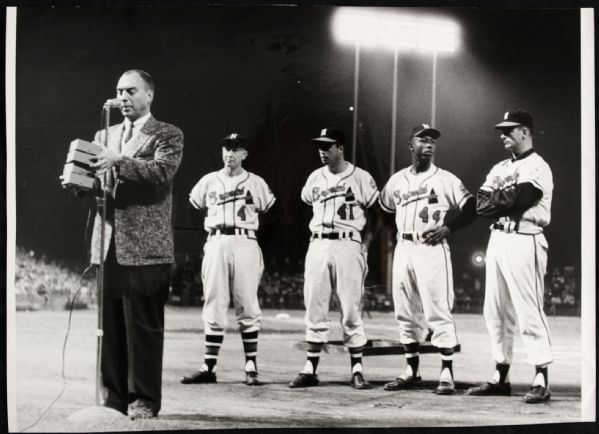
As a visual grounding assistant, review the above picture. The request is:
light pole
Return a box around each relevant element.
[332,8,461,294]
[352,42,360,164]
[431,50,438,127]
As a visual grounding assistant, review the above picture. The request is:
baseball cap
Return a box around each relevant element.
[312,127,346,146]
[220,133,248,149]
[410,123,441,140]
[494,110,534,129]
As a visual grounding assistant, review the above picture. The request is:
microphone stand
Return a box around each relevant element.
[95,103,110,406]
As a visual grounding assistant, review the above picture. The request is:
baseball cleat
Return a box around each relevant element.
[288,372,319,388]
[350,372,372,390]
[435,380,455,395]
[245,371,262,386]
[180,370,217,384]
[466,382,511,396]
[383,375,423,391]
[523,385,551,403]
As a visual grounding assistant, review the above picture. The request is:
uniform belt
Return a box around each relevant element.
[492,222,519,232]
[398,232,421,242]
[209,228,254,237]
[311,231,358,241]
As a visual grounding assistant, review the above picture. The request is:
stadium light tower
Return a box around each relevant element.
[332,8,460,168]
[332,8,460,294]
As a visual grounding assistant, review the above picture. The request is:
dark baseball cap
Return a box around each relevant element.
[312,127,346,146]
[411,123,441,139]
[220,133,248,149]
[494,110,534,129]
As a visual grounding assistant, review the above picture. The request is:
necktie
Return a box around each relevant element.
[124,123,134,144]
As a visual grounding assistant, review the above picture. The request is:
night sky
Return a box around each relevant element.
[14,7,582,281]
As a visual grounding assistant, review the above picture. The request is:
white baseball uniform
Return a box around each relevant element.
[479,150,553,366]
[379,163,472,349]
[300,162,379,347]
[189,168,275,334]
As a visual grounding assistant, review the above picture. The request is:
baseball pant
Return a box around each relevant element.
[201,235,264,334]
[101,239,170,415]
[303,239,368,347]
[483,230,552,366]
[392,240,458,349]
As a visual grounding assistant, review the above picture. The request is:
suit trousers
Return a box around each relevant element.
[101,237,170,415]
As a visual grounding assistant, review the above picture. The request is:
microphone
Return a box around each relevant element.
[103,98,122,109]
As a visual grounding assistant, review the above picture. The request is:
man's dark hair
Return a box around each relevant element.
[123,69,155,91]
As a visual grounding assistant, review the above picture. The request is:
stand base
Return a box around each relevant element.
[67,405,126,423]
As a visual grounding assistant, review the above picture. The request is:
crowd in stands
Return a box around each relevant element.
[14,247,96,310]
[546,266,580,315]
[14,248,581,316]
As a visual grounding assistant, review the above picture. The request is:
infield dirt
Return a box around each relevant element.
[13,308,581,431]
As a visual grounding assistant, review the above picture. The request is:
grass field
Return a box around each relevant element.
[13,307,581,431]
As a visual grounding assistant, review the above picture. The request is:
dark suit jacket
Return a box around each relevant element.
[90,116,184,266]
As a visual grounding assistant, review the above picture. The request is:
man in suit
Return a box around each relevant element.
[86,69,184,419]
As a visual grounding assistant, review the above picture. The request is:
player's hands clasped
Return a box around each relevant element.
[422,226,450,245]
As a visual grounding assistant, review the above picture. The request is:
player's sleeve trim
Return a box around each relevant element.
[262,196,276,213]
[378,197,395,213]
[364,190,380,208]
[458,192,474,209]
[520,177,545,194]
[189,195,204,210]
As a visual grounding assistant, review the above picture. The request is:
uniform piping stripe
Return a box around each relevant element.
[204,355,218,359]
[350,353,363,358]
[411,167,439,232]
[262,196,276,213]
[440,354,454,361]
[232,172,251,230]
[358,252,369,316]
[442,242,459,345]
[215,174,228,228]
[457,192,473,209]
[319,168,330,230]
[365,190,380,208]
[402,171,410,233]
[244,351,258,357]
[338,164,356,184]
[242,338,259,343]
[379,199,395,213]
[533,235,552,348]
[189,196,203,210]
[529,178,545,193]
[405,352,418,358]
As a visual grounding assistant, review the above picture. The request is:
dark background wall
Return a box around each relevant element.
[14,7,581,280]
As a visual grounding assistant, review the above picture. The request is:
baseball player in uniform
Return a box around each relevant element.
[379,124,477,395]
[288,127,379,390]
[467,110,553,403]
[181,133,275,386]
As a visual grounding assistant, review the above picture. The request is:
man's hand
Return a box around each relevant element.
[89,146,123,173]
[59,175,100,197]
[360,242,370,256]
[422,225,450,245]
[59,175,87,197]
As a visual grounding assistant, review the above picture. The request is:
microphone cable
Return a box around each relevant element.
[19,264,95,432]
[20,108,108,432]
